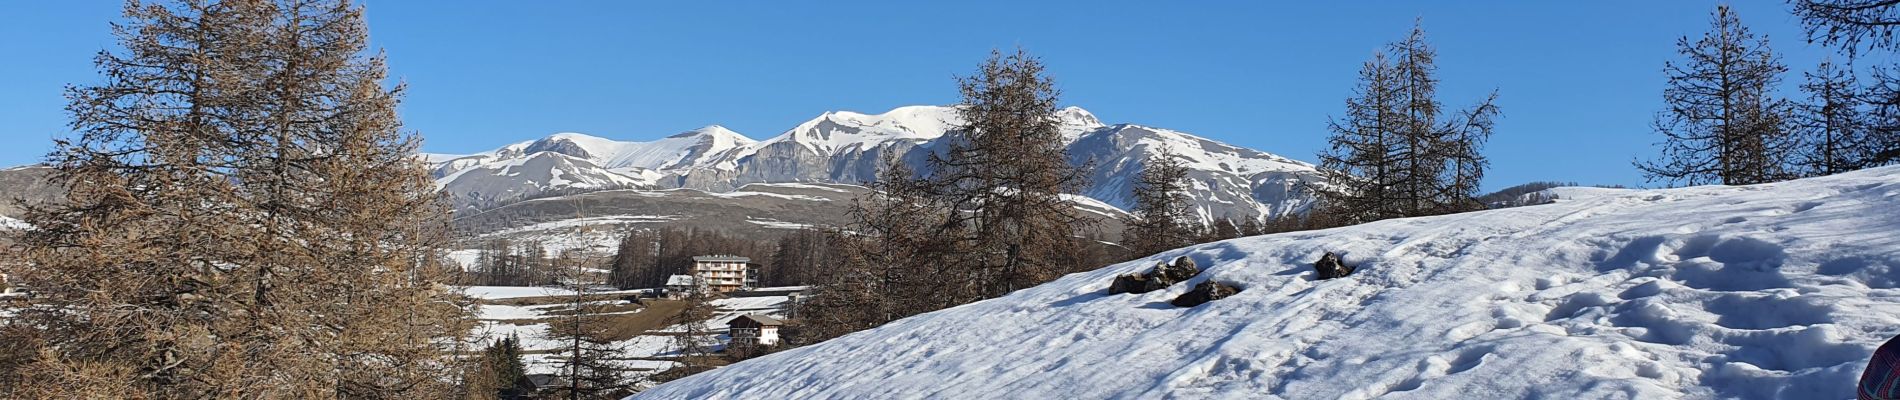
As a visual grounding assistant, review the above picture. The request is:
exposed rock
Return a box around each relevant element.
[1314,252,1356,280]
[1155,256,1200,282]
[1107,273,1155,295]
[1106,256,1202,295]
[1170,281,1241,307]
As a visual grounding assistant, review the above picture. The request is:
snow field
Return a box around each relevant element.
[636,166,1900,399]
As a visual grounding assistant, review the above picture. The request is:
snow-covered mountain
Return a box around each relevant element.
[634,166,1900,399]
[428,105,1321,223]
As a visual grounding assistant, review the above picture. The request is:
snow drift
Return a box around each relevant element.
[635,166,1900,399]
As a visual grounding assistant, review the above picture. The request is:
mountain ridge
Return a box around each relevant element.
[429,105,1324,224]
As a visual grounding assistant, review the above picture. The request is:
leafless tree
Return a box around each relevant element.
[1793,59,1877,176]
[545,249,628,399]
[1639,5,1796,186]
[1125,147,1199,257]
[1320,21,1499,223]
[927,48,1098,299]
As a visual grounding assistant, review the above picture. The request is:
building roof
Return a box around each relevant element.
[733,314,784,326]
[666,274,699,286]
[693,255,751,262]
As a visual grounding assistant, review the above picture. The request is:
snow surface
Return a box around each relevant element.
[0,216,28,230]
[636,166,1900,399]
[1542,186,1638,202]
[461,286,578,300]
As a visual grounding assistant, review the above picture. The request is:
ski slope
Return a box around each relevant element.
[635,166,1900,399]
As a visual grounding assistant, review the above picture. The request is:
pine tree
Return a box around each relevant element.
[467,335,530,400]
[3,0,471,397]
[1125,147,1197,257]
[1793,58,1874,176]
[928,48,1097,299]
[1639,5,1795,186]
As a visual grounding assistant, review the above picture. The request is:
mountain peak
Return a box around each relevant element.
[1058,106,1102,127]
[669,125,754,143]
[543,131,608,142]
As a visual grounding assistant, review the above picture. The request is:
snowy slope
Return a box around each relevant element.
[635,166,1900,399]
[436,152,650,210]
[1069,124,1322,223]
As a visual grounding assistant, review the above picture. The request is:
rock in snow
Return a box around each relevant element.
[634,166,1900,399]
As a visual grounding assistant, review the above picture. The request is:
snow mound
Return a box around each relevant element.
[636,166,1900,399]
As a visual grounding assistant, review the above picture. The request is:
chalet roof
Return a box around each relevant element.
[693,255,751,262]
[734,314,783,326]
[665,274,699,286]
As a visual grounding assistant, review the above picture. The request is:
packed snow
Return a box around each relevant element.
[461,286,579,300]
[0,216,28,230]
[745,217,816,230]
[636,166,1900,399]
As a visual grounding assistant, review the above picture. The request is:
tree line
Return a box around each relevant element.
[1641,3,1900,186]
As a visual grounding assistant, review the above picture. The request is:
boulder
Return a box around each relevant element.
[1155,256,1200,282]
[1108,273,1154,295]
[1107,256,1204,294]
[1170,281,1241,307]
[1314,252,1356,280]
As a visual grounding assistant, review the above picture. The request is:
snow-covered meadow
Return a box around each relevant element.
[637,166,1900,399]
[461,286,793,378]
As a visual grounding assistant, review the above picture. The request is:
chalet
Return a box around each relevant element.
[728,314,783,347]
[691,255,754,293]
[664,274,701,298]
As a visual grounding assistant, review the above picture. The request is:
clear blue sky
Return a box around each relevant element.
[0,1,1876,190]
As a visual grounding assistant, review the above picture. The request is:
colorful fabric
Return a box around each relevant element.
[1863,335,1900,400]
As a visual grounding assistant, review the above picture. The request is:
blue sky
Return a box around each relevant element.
[0,1,1880,190]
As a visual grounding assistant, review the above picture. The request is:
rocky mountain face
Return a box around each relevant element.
[0,166,61,218]
[429,105,1323,225]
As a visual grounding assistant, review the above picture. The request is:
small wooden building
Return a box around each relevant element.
[728,314,784,347]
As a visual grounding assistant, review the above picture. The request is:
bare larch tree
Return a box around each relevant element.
[1793,58,1876,176]
[1640,5,1796,186]
[1125,146,1198,257]
[1320,21,1499,224]
[926,48,1098,300]
[1,0,473,397]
